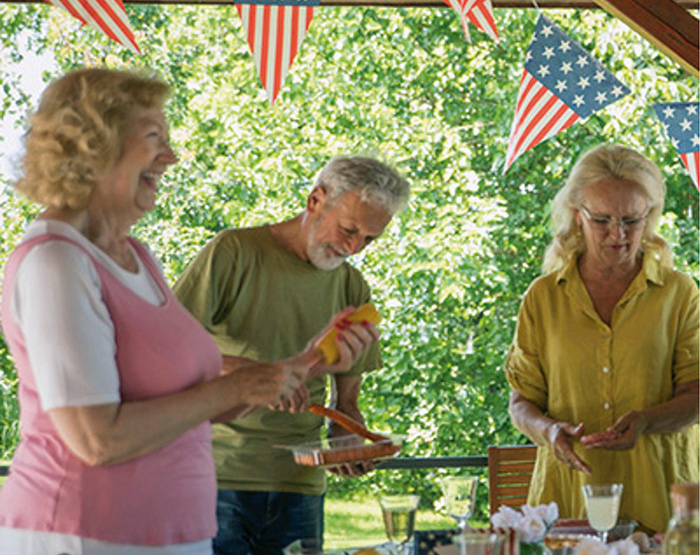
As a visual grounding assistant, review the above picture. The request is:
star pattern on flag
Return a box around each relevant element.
[504,15,630,172]
[654,102,700,189]
[443,0,499,42]
[44,0,140,54]
[236,0,319,105]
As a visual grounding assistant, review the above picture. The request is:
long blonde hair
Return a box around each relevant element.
[542,144,671,274]
[16,67,170,210]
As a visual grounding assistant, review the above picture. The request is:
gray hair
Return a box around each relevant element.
[543,144,671,273]
[315,156,410,215]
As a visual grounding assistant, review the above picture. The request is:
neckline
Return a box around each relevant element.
[25,220,170,308]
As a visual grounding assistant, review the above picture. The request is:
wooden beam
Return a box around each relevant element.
[1,0,698,7]
[592,0,699,77]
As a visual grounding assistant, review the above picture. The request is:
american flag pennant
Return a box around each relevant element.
[504,15,629,172]
[44,0,140,54]
[235,0,319,105]
[654,102,700,189]
[443,0,499,42]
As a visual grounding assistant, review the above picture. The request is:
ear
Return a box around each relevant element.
[307,185,327,215]
[574,208,583,228]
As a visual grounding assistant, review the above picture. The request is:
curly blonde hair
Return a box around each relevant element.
[543,144,672,274]
[16,67,170,210]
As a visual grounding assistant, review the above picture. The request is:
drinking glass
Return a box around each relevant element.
[379,494,420,555]
[582,483,623,543]
[454,531,505,555]
[443,476,479,532]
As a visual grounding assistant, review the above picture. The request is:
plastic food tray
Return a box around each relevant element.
[278,435,402,467]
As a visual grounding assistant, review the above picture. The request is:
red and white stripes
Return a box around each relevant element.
[444,0,499,42]
[680,151,699,189]
[44,0,140,54]
[236,3,315,105]
[505,69,579,171]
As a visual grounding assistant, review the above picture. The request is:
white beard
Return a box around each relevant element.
[307,241,346,270]
[306,219,347,270]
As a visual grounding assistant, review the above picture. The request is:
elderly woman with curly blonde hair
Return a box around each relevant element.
[505,144,699,534]
[0,68,376,555]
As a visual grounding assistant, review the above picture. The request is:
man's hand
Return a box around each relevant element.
[326,459,375,477]
[324,430,377,477]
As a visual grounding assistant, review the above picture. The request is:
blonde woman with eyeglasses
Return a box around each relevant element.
[505,144,699,535]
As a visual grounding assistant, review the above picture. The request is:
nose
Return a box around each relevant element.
[160,144,179,165]
[343,234,365,255]
[608,220,627,238]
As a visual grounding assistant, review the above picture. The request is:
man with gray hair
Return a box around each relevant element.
[174,156,410,555]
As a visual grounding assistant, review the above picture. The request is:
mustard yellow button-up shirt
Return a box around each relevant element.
[505,252,699,533]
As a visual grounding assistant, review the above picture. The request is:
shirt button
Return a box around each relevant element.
[604,403,610,410]
[602,366,610,373]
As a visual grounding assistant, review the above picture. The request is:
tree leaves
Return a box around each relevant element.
[0,3,697,513]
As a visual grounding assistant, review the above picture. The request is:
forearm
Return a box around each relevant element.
[50,373,249,466]
[328,374,365,437]
[640,381,699,435]
[222,354,258,374]
[509,390,555,447]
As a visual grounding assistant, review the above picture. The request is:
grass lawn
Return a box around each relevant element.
[325,497,461,550]
[0,474,476,550]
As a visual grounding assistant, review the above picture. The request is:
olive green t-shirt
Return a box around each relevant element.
[173,226,382,495]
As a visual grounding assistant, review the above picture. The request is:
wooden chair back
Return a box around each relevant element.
[487,444,537,515]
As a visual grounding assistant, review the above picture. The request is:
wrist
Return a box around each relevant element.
[544,420,560,446]
[634,410,650,435]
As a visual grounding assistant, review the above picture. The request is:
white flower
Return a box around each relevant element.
[573,538,640,555]
[608,539,641,555]
[518,515,547,543]
[490,503,559,544]
[490,506,524,530]
[522,502,559,526]
[574,538,609,555]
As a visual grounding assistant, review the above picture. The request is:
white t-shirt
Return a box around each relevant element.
[1,220,212,555]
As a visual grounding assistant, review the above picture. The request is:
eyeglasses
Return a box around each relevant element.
[580,206,648,232]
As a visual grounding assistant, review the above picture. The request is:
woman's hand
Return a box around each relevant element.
[509,390,592,475]
[580,411,648,450]
[247,348,320,413]
[307,307,381,378]
[547,421,592,475]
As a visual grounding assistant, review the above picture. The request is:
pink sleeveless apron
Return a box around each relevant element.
[0,234,222,546]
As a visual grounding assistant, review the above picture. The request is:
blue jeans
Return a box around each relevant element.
[213,489,324,555]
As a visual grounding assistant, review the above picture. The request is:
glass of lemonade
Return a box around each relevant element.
[582,483,624,543]
[379,494,420,555]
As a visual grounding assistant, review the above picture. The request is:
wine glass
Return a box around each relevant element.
[582,483,623,543]
[443,476,479,532]
[379,494,420,555]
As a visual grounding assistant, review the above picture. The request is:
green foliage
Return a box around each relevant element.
[0,3,698,520]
